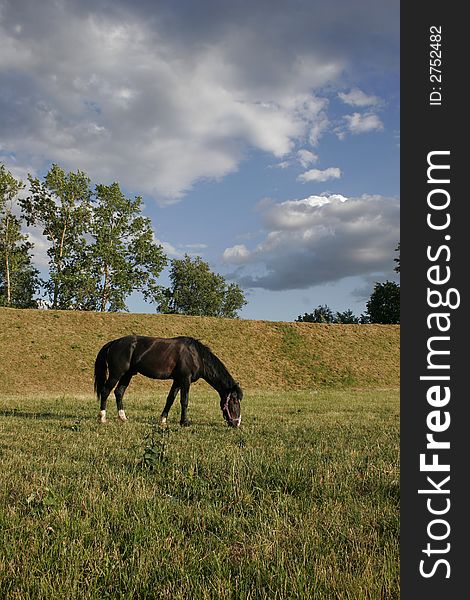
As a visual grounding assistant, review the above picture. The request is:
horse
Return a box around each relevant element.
[94,335,242,427]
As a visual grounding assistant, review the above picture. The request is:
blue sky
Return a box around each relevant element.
[0,0,399,321]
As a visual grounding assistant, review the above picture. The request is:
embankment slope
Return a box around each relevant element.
[0,308,399,395]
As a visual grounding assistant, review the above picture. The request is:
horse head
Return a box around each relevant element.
[221,382,242,427]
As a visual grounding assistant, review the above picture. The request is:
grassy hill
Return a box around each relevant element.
[0,308,399,395]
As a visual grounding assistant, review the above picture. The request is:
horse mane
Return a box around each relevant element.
[184,337,235,390]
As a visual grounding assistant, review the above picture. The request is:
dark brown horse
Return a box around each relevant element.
[94,335,242,427]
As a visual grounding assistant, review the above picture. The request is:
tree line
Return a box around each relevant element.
[1,162,399,323]
[296,246,400,324]
[0,163,246,317]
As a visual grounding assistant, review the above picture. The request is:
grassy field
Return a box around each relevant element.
[0,389,399,599]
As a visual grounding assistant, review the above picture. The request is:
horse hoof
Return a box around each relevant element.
[98,416,107,424]
[180,420,190,427]
[160,416,168,426]
[118,410,128,422]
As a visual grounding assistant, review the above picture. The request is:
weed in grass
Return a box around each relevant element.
[67,419,82,432]
[26,487,61,513]
[140,422,171,469]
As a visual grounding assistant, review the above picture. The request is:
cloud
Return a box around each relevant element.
[24,226,50,268]
[154,239,183,258]
[342,112,384,135]
[154,240,208,258]
[297,167,341,183]
[223,244,251,264]
[273,160,291,169]
[338,88,381,107]
[0,0,398,203]
[307,110,330,146]
[297,149,318,168]
[182,243,208,250]
[223,193,399,290]
[0,2,339,202]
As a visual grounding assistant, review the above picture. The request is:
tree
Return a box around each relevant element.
[20,166,167,312]
[81,182,167,312]
[296,304,336,323]
[158,255,247,318]
[296,305,363,324]
[335,309,360,324]
[0,165,39,308]
[365,281,400,324]
[19,164,92,309]
[394,242,400,273]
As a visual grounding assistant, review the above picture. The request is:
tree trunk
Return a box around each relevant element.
[4,213,11,306]
[100,264,109,312]
[4,251,10,306]
[53,217,68,309]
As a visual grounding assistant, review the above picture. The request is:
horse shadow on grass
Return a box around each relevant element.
[0,408,92,421]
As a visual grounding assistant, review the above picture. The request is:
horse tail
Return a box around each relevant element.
[94,340,115,398]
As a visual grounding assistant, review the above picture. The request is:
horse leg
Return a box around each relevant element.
[160,381,180,425]
[114,371,133,422]
[98,376,119,423]
[179,378,191,427]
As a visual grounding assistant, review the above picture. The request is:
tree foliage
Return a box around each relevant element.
[19,166,167,312]
[0,165,39,307]
[335,309,361,324]
[394,242,400,273]
[296,305,336,323]
[20,164,92,309]
[158,255,247,318]
[365,281,400,324]
[296,305,363,324]
[81,183,167,312]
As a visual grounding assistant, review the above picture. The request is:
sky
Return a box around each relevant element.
[0,0,400,321]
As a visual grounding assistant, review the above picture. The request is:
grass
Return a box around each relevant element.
[0,389,399,599]
[0,308,399,394]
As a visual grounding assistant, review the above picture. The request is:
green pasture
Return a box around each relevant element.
[0,389,399,599]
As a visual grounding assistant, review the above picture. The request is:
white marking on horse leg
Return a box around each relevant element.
[98,410,107,423]
[160,416,167,425]
[118,409,128,422]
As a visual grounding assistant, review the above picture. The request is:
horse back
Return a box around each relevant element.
[131,336,202,381]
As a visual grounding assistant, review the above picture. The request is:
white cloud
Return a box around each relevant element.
[297,167,341,183]
[262,194,346,230]
[0,3,348,203]
[154,239,183,258]
[223,193,399,290]
[153,241,208,259]
[274,160,291,169]
[297,149,318,168]
[183,243,208,250]
[338,88,381,107]
[342,112,384,135]
[25,226,50,268]
[223,244,251,264]
[308,110,329,146]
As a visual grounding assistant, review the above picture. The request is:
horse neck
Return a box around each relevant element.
[201,360,234,396]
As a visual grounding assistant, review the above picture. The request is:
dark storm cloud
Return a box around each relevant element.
[223,194,399,291]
